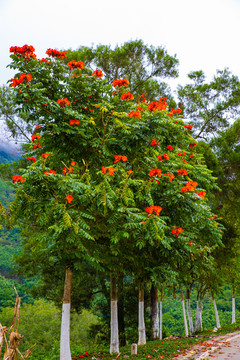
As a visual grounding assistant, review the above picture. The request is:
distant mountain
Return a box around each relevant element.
[0,148,20,164]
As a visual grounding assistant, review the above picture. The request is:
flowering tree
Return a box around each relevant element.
[1,44,223,357]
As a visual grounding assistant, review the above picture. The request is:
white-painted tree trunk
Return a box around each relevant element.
[150,285,159,339]
[159,291,163,340]
[232,290,235,323]
[186,290,193,334]
[212,292,221,328]
[110,276,119,354]
[181,290,188,337]
[195,299,203,332]
[138,286,146,345]
[60,268,72,360]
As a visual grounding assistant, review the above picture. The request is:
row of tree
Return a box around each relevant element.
[0,40,239,360]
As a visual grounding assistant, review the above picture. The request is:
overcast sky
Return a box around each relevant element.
[1,0,240,148]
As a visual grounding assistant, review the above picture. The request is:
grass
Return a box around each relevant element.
[71,320,240,360]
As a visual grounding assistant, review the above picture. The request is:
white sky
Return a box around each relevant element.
[1,0,240,89]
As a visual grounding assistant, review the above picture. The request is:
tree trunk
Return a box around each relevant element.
[159,290,163,340]
[150,284,159,339]
[118,273,126,346]
[186,288,193,334]
[181,290,188,337]
[138,282,146,345]
[60,267,72,360]
[195,296,203,332]
[110,275,119,354]
[211,291,221,328]
[232,289,235,324]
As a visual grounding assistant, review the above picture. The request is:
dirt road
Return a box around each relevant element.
[173,331,240,360]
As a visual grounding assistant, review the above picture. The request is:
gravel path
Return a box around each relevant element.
[171,331,240,360]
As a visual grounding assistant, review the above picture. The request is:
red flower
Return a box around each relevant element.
[148,97,168,112]
[167,145,173,151]
[167,108,182,116]
[101,166,107,173]
[46,48,67,59]
[92,69,103,78]
[69,120,80,126]
[128,110,141,118]
[27,156,36,162]
[10,45,36,59]
[108,167,115,176]
[57,98,70,107]
[42,153,49,159]
[44,170,56,175]
[172,228,183,237]
[163,172,175,182]
[196,191,206,199]
[122,155,127,162]
[114,155,122,164]
[31,134,41,142]
[113,78,129,87]
[71,161,76,166]
[184,124,193,130]
[157,153,169,161]
[183,160,188,163]
[121,92,134,101]
[12,175,25,183]
[139,93,146,102]
[67,60,85,69]
[177,169,188,175]
[32,144,41,149]
[66,194,74,204]
[145,206,162,216]
[150,138,159,147]
[181,180,198,193]
[11,73,33,87]
[127,170,133,175]
[149,169,162,177]
[189,143,197,148]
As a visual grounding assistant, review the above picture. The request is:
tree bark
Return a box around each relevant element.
[232,289,235,324]
[110,275,119,354]
[60,267,72,360]
[195,297,203,332]
[138,281,146,345]
[211,291,221,328]
[159,290,163,340]
[118,273,126,346]
[181,290,189,336]
[150,284,159,339]
[186,288,193,334]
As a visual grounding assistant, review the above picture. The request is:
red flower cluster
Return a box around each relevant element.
[196,191,206,199]
[114,155,127,163]
[128,110,141,118]
[27,156,36,162]
[167,108,182,117]
[112,78,129,87]
[177,169,188,175]
[167,145,173,151]
[63,166,73,175]
[12,175,25,183]
[67,60,85,69]
[145,206,162,216]
[177,151,186,156]
[183,160,188,163]
[42,153,49,159]
[181,181,198,193]
[148,97,167,112]
[121,92,134,101]
[101,166,115,175]
[46,48,67,59]
[184,124,193,130]
[163,172,175,182]
[31,134,41,142]
[39,58,50,63]
[172,228,183,237]
[10,45,36,59]
[149,138,158,146]
[139,93,146,102]
[149,169,162,177]
[11,73,33,87]
[157,153,169,161]
[57,98,71,107]
[189,143,197,148]
[92,69,103,78]
[66,194,74,204]
[69,120,80,126]
[33,144,41,149]
[44,170,56,175]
